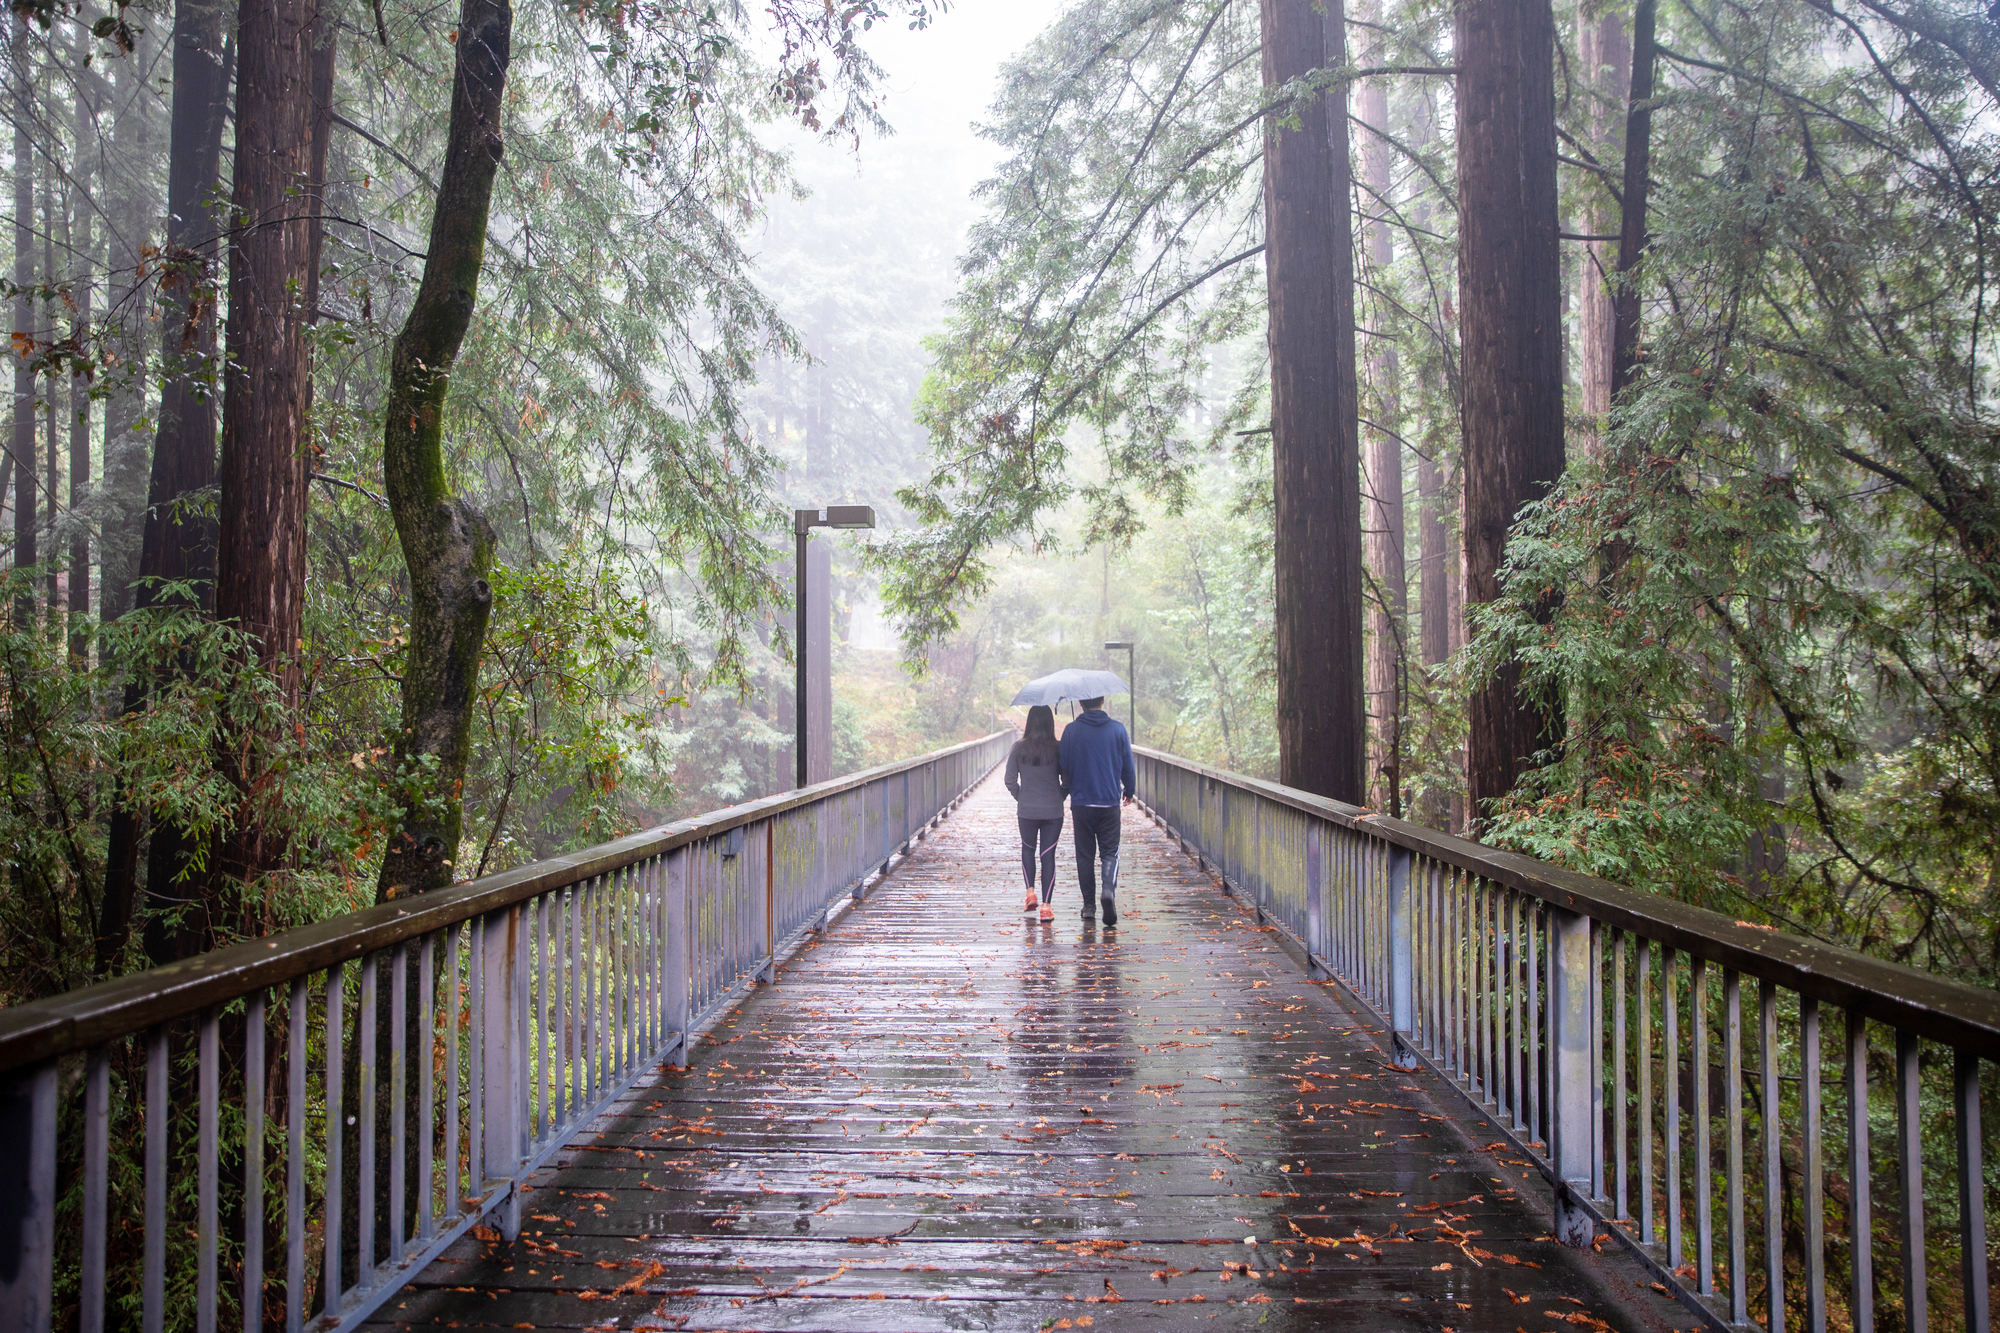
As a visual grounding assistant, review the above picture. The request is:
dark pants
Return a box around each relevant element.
[1072,805,1122,917]
[1018,816,1063,900]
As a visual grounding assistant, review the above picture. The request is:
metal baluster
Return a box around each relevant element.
[1896,1030,1927,1333]
[1591,923,1604,1202]
[244,992,266,1333]
[359,954,377,1288]
[533,899,547,1140]
[1956,1050,1988,1333]
[587,878,600,1105]
[1638,938,1654,1245]
[81,1046,108,1333]
[391,943,408,1265]
[1448,869,1461,1076]
[1528,901,1542,1148]
[326,964,346,1312]
[199,1007,219,1333]
[419,934,436,1242]
[1802,997,1824,1333]
[144,1024,166,1333]
[287,979,307,1333]
[1726,970,1745,1324]
[1614,929,1627,1219]
[470,915,485,1198]
[446,926,461,1219]
[1472,880,1488,1096]
[1665,950,1682,1273]
[1759,981,1783,1333]
[569,885,582,1121]
[1693,956,1713,1296]
[1509,892,1524,1131]
[1849,1010,1874,1333]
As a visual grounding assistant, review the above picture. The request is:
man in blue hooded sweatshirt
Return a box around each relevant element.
[1058,696,1135,926]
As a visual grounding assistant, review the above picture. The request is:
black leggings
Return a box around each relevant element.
[1018,816,1063,900]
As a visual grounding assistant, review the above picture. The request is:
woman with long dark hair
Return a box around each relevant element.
[1005,705,1066,921]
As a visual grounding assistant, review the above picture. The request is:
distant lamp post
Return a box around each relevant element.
[795,505,876,788]
[1104,640,1136,741]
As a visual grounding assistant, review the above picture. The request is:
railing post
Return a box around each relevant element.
[1549,906,1596,1246]
[1306,823,1328,979]
[484,906,524,1241]
[0,1060,57,1333]
[1387,844,1417,1068]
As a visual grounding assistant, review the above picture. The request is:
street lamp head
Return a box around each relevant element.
[795,505,878,533]
[1104,640,1133,650]
[825,505,877,530]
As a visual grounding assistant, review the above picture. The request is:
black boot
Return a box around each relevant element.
[1101,855,1120,926]
[1080,894,1096,922]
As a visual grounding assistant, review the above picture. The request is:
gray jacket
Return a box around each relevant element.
[1005,740,1068,820]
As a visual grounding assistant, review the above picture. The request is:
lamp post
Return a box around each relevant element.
[1104,640,1136,741]
[795,505,876,788]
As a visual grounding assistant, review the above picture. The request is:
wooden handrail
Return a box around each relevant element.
[1135,744,2000,1061]
[0,732,1013,1073]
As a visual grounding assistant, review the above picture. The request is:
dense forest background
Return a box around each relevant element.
[1,0,1996,1019]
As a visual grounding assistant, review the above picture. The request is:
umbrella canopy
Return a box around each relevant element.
[1010,668,1129,708]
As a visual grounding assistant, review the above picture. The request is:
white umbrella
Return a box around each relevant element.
[1010,668,1129,707]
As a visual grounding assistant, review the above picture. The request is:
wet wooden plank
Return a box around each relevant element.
[379,775,1686,1331]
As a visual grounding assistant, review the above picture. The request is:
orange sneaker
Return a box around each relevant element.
[1038,903,1054,922]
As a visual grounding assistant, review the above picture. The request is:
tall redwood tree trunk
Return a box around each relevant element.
[1358,24,1405,815]
[68,19,96,663]
[1577,5,1630,432]
[374,0,513,898]
[12,15,36,630]
[210,0,333,903]
[1262,0,1363,804]
[1611,0,1658,396]
[1457,0,1565,823]
[119,0,235,967]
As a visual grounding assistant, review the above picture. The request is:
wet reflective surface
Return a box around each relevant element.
[377,777,1685,1331]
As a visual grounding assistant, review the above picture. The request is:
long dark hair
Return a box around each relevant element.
[1021,705,1059,766]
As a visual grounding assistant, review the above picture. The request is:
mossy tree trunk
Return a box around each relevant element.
[374,0,512,900]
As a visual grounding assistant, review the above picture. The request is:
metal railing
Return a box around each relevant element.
[1136,745,1998,1333]
[0,731,1009,1333]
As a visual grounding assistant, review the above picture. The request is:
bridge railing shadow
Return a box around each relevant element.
[1135,745,1998,1333]
[0,731,1011,1333]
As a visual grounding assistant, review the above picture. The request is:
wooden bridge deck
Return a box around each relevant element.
[376,773,1684,1332]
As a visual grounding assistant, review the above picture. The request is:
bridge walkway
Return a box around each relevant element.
[375,771,1685,1331]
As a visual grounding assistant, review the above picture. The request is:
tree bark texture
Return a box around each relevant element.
[209,0,333,900]
[12,16,36,629]
[98,51,160,626]
[1457,0,1565,822]
[131,0,236,967]
[374,0,512,899]
[1358,43,1405,816]
[1577,6,1629,428]
[139,0,231,623]
[1612,0,1657,396]
[68,20,95,660]
[1262,0,1364,804]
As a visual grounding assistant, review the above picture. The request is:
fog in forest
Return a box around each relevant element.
[1,0,1996,1014]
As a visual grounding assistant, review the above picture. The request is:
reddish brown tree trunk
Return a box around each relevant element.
[1457,0,1565,824]
[1577,6,1630,430]
[210,0,334,902]
[1262,0,1363,804]
[1359,29,1405,816]
[1612,0,1658,397]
